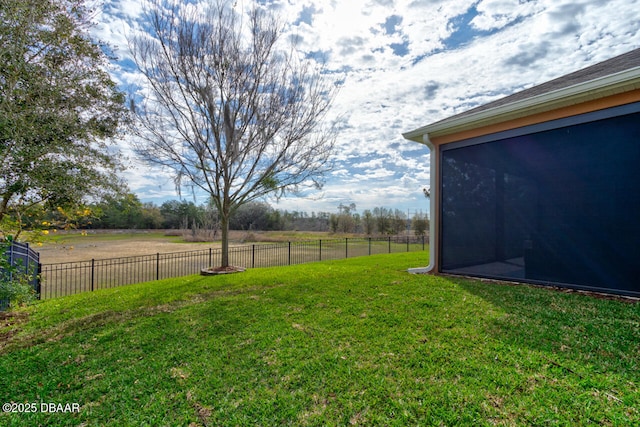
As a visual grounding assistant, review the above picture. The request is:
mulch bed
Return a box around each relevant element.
[200,266,246,276]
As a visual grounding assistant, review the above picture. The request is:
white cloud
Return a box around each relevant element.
[97,0,640,213]
[352,158,385,169]
[351,168,396,181]
[471,0,539,31]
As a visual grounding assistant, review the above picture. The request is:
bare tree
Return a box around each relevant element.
[130,0,338,268]
[362,209,375,235]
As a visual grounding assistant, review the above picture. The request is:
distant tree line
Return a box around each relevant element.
[80,194,429,236]
[81,193,332,232]
[329,204,429,236]
[6,191,428,236]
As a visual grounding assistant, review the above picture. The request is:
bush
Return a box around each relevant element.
[0,240,37,309]
[0,275,36,307]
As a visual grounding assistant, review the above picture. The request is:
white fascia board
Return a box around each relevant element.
[403,67,640,144]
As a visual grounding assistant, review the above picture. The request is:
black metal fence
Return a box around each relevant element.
[40,236,427,299]
[1,241,41,309]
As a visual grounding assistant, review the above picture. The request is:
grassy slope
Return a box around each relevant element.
[1,252,639,426]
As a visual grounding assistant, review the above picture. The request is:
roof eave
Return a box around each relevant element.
[403,66,640,144]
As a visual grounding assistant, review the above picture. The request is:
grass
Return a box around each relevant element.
[39,230,181,245]
[39,229,385,248]
[243,230,362,242]
[1,252,639,426]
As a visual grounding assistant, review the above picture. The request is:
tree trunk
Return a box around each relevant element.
[220,213,230,268]
[0,194,11,224]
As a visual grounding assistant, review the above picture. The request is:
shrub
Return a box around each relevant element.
[0,240,37,309]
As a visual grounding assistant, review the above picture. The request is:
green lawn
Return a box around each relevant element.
[1,252,638,426]
[38,230,182,244]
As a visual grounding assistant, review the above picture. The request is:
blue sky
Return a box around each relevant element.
[94,0,640,215]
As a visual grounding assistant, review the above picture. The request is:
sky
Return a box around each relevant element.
[94,0,640,216]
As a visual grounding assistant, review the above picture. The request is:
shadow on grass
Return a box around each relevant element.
[451,275,640,375]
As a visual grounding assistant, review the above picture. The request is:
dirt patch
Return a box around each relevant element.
[38,239,222,264]
[36,230,339,264]
[0,311,29,347]
[35,230,266,264]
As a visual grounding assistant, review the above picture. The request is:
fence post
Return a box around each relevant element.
[407,235,410,252]
[345,238,348,259]
[209,248,212,267]
[288,242,291,265]
[36,262,42,298]
[368,237,371,255]
[91,259,95,292]
[388,236,391,253]
[156,253,160,280]
[319,239,322,261]
[8,243,13,282]
[252,245,255,268]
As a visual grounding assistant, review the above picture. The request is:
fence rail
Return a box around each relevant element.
[40,236,427,299]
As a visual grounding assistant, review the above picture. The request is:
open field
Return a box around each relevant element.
[1,252,638,426]
[38,235,427,299]
[37,230,362,264]
[37,231,208,264]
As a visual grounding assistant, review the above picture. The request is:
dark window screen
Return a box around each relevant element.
[441,107,640,295]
